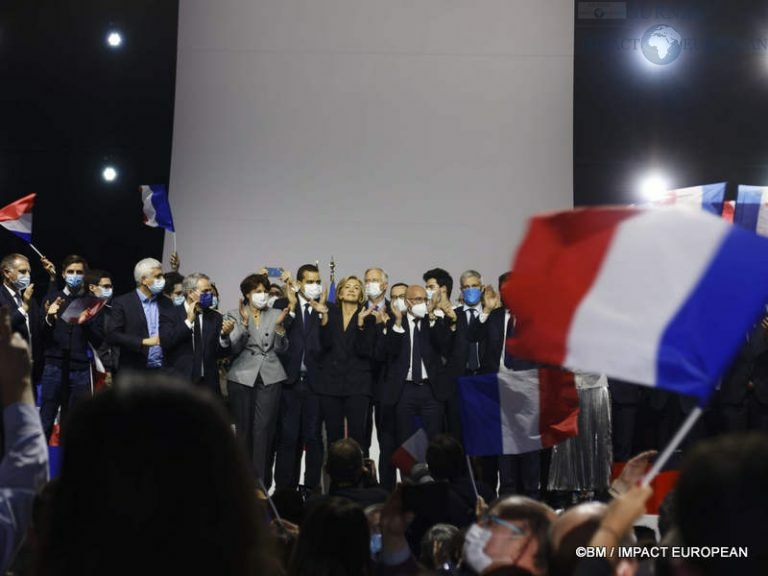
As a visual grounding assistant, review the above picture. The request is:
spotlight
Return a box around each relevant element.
[106,31,122,48]
[639,174,669,202]
[102,166,118,182]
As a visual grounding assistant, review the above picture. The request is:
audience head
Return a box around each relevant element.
[363,267,388,302]
[289,497,372,576]
[60,255,88,292]
[163,271,184,304]
[85,269,113,300]
[240,273,270,309]
[133,257,164,295]
[405,285,428,319]
[326,438,366,488]
[464,496,556,576]
[40,375,262,576]
[182,272,213,308]
[1,253,31,291]
[426,434,466,481]
[337,275,365,306]
[420,523,461,571]
[296,264,322,301]
[674,432,768,576]
[459,269,483,307]
[423,267,453,300]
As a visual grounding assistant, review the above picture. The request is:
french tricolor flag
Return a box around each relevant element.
[458,368,579,456]
[651,182,726,216]
[0,193,35,243]
[391,428,428,475]
[503,207,768,404]
[140,185,175,232]
[734,185,768,236]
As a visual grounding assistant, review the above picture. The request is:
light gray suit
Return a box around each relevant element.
[226,307,289,481]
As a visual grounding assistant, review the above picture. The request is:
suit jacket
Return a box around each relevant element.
[381,315,452,406]
[0,284,43,379]
[41,288,105,371]
[159,303,225,389]
[466,307,538,373]
[227,307,288,387]
[315,304,377,397]
[718,315,768,405]
[445,305,487,377]
[107,290,174,373]
[278,299,322,389]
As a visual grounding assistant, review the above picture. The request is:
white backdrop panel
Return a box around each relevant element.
[169,0,574,309]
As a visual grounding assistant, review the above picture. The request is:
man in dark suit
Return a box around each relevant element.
[159,272,235,394]
[107,257,173,374]
[0,253,45,382]
[717,313,768,433]
[383,284,452,446]
[274,264,325,492]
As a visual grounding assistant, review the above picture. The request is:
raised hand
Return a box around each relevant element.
[40,256,56,280]
[170,251,180,272]
[358,307,374,328]
[481,285,500,313]
[46,296,65,318]
[221,317,236,336]
[276,307,290,326]
[391,299,403,326]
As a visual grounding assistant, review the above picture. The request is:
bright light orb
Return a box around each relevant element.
[102,166,118,182]
[640,174,669,202]
[106,31,122,48]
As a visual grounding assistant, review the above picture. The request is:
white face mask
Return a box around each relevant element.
[463,524,494,574]
[149,277,166,295]
[410,302,428,319]
[425,288,435,301]
[303,283,322,301]
[365,282,382,299]
[393,297,408,313]
[267,295,278,308]
[251,292,270,309]
[172,294,185,306]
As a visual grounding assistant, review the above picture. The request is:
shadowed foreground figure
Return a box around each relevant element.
[38,375,265,576]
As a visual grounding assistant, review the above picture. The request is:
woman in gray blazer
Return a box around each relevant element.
[226,273,290,481]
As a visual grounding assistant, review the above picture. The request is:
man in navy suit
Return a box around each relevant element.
[107,257,174,374]
[383,284,452,446]
[159,272,235,394]
[274,264,325,491]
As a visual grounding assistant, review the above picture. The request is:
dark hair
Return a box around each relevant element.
[547,517,601,576]
[498,271,511,292]
[426,434,465,481]
[162,271,184,295]
[296,264,319,282]
[390,282,408,294]
[327,438,365,487]
[675,433,768,576]
[422,267,453,298]
[84,269,110,288]
[240,273,269,298]
[61,254,88,271]
[491,496,555,574]
[40,376,262,576]
[419,523,461,570]
[288,497,373,576]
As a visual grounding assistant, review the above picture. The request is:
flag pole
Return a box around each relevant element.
[28,243,45,259]
[465,455,480,500]
[641,405,703,486]
[172,232,177,254]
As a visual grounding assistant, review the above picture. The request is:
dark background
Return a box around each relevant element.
[574,0,768,206]
[0,0,179,292]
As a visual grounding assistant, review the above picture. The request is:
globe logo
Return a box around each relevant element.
[594,8,604,18]
[641,25,683,65]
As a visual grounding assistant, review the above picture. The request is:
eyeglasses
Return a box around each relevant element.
[482,515,525,537]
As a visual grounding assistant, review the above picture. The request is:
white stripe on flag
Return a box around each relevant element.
[566,209,729,385]
[141,186,158,226]
[0,213,32,234]
[666,185,705,209]
[755,188,768,236]
[499,369,542,454]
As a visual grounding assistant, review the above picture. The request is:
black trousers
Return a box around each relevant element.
[395,381,443,445]
[319,394,370,447]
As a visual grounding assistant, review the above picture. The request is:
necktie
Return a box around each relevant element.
[193,314,204,380]
[303,303,311,333]
[411,319,423,383]
[504,315,515,369]
[467,309,480,371]
[14,292,23,308]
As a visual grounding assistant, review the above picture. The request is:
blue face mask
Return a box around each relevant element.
[463,286,482,306]
[370,532,382,556]
[198,292,214,309]
[149,277,166,296]
[65,273,83,289]
[172,294,185,306]
[14,274,31,291]
[100,287,113,300]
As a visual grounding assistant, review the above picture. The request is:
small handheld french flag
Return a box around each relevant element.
[0,193,35,243]
[140,185,175,232]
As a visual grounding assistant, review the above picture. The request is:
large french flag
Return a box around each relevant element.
[140,185,175,232]
[458,368,579,456]
[734,185,768,236]
[503,207,768,404]
[0,193,35,243]
[651,182,726,216]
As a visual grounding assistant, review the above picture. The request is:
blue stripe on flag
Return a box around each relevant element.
[149,185,175,232]
[734,186,764,232]
[657,225,768,404]
[700,182,726,216]
[457,373,503,456]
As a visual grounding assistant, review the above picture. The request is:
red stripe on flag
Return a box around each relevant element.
[0,193,35,222]
[503,208,639,365]
[537,368,579,447]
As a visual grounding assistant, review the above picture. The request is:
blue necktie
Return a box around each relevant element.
[412,319,423,383]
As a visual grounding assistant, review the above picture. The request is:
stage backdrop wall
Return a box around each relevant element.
[168,0,574,309]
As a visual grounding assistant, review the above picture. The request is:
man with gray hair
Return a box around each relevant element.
[107,257,173,373]
[159,272,235,393]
